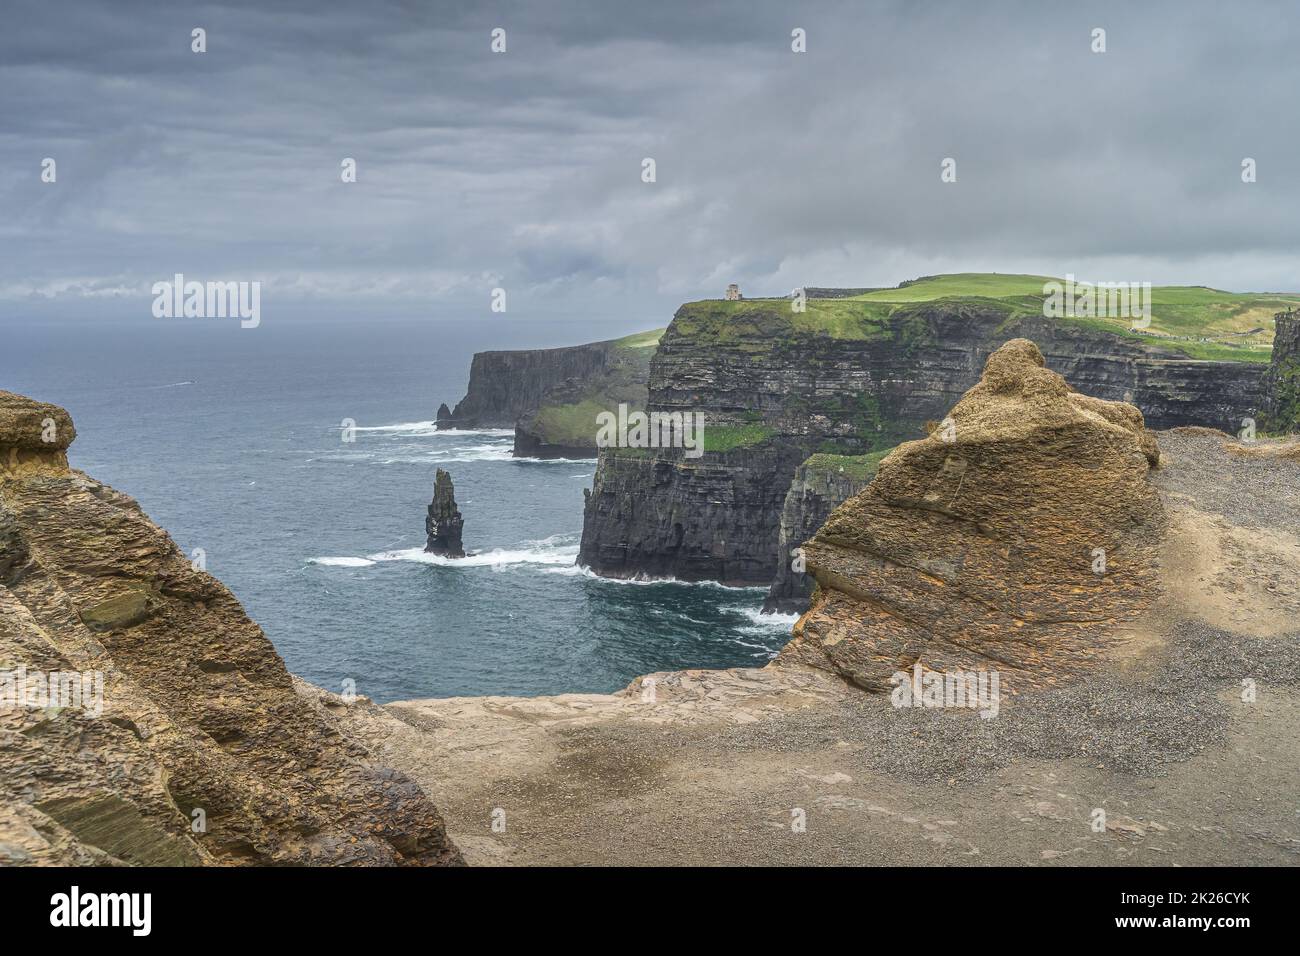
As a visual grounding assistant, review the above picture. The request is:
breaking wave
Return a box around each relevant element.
[544,565,768,591]
[310,533,579,570]
[350,421,513,437]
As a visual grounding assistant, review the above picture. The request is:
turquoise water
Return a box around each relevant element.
[1,317,794,702]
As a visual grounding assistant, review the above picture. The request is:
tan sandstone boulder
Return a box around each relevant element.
[781,339,1165,693]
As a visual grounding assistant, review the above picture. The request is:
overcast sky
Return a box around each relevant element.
[3,0,1299,331]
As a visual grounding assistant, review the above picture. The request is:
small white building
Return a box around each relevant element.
[725,283,742,300]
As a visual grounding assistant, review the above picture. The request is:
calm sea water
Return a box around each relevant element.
[1,316,794,702]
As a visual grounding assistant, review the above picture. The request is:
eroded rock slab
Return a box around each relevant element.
[0,389,462,866]
[782,339,1166,692]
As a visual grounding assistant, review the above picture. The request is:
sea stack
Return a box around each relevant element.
[425,468,466,558]
[435,403,453,429]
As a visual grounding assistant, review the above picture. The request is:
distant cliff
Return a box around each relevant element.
[441,330,662,459]
[443,342,611,429]
[579,294,1271,586]
[0,390,462,866]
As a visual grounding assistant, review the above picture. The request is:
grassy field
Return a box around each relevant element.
[613,327,665,351]
[673,274,1300,363]
[701,422,776,452]
[803,447,895,482]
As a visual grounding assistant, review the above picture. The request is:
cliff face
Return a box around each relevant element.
[578,300,1266,584]
[447,342,612,429]
[1264,310,1300,433]
[761,453,885,614]
[0,390,462,866]
[513,333,659,458]
[579,443,810,584]
[443,332,661,459]
[783,339,1165,692]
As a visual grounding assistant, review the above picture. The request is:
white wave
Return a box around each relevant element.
[367,444,515,464]
[511,456,598,464]
[308,556,376,567]
[351,421,514,437]
[311,534,579,571]
[366,544,579,567]
[570,473,593,478]
[732,637,781,653]
[145,380,194,389]
[738,608,799,627]
[545,565,768,591]
[521,533,579,547]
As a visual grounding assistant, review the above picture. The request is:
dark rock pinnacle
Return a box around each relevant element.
[424,468,465,558]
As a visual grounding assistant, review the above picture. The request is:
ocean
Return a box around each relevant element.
[1,316,795,702]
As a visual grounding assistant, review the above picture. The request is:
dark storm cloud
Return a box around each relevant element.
[2,0,1298,323]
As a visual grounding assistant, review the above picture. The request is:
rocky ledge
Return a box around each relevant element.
[0,389,462,866]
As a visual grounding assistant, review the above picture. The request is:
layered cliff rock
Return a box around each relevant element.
[579,295,1267,585]
[781,339,1165,691]
[579,442,809,584]
[1264,309,1300,433]
[444,342,610,429]
[442,330,662,459]
[0,390,462,866]
[514,330,661,458]
[761,451,888,614]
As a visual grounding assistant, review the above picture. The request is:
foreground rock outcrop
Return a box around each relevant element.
[425,468,466,558]
[782,339,1165,691]
[0,390,462,866]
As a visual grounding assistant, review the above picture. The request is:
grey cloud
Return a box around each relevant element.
[1,0,1298,325]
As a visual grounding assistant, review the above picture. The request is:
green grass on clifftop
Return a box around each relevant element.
[702,423,776,452]
[803,448,894,481]
[672,274,1300,364]
[613,328,666,350]
[524,327,664,447]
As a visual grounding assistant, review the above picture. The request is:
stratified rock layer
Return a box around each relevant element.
[762,453,885,614]
[579,299,1262,585]
[446,341,615,429]
[781,340,1166,692]
[424,468,465,558]
[1264,309,1300,433]
[0,389,462,866]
